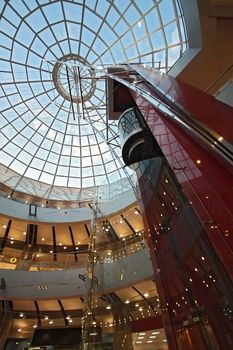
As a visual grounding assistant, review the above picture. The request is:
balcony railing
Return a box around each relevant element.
[0,231,147,271]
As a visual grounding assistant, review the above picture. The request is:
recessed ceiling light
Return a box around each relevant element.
[19,313,24,318]
[125,299,130,304]
[49,320,54,324]
[23,231,26,236]
[144,293,149,298]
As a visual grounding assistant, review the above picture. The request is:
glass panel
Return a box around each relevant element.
[0,0,186,201]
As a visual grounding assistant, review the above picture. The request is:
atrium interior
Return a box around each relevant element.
[0,0,233,349]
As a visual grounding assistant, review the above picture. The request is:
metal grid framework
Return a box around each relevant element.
[0,0,187,202]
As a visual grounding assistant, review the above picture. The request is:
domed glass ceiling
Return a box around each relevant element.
[0,0,187,202]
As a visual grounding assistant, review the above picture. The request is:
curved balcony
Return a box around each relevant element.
[0,249,153,300]
[0,229,146,271]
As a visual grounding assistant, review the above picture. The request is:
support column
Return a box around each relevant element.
[134,156,233,350]
[0,220,12,253]
[0,301,13,350]
[117,103,233,349]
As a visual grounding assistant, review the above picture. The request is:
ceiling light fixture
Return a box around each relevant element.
[38,284,48,290]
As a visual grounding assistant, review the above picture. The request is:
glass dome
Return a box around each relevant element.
[0,0,187,203]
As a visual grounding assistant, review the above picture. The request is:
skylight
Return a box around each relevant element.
[0,0,187,202]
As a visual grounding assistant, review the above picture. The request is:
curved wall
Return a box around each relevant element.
[0,249,153,299]
[0,187,136,223]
